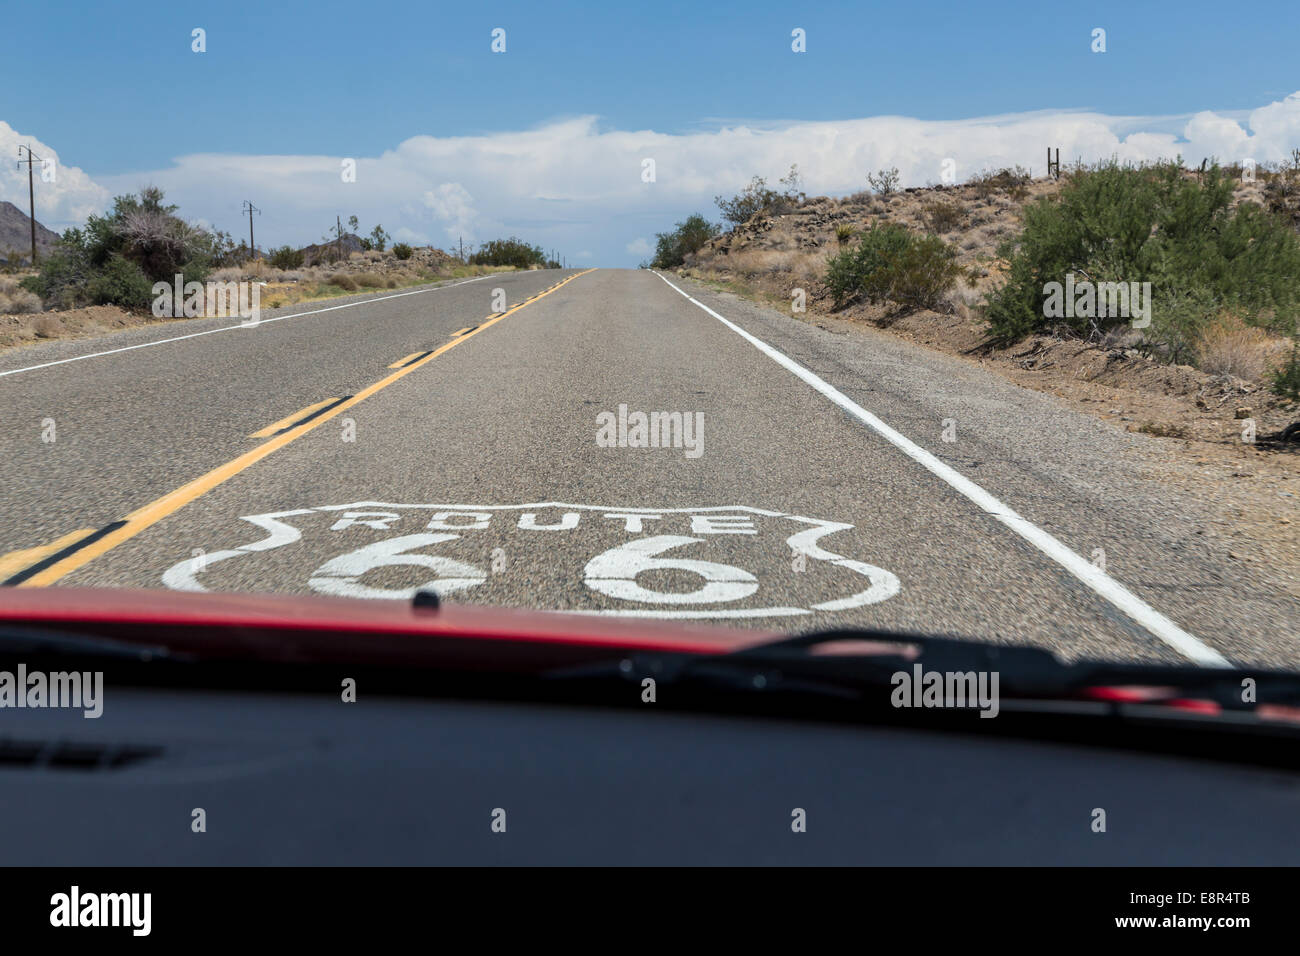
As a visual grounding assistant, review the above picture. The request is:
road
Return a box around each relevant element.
[0,268,1294,667]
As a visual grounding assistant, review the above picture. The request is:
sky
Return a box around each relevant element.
[2,0,1299,265]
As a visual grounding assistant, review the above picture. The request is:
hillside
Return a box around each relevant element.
[677,171,1300,454]
[0,200,59,263]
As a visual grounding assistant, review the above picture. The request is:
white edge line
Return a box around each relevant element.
[0,272,504,379]
[653,270,1230,668]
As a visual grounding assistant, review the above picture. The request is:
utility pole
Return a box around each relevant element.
[242,200,261,260]
[459,236,464,262]
[16,145,41,265]
[336,215,342,261]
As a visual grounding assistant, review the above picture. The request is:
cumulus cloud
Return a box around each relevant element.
[0,121,111,231]
[421,183,478,242]
[13,92,1300,264]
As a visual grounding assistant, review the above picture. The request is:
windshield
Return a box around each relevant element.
[1,2,1297,689]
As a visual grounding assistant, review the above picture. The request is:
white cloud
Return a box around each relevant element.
[0,121,111,231]
[14,92,1300,264]
[421,182,478,242]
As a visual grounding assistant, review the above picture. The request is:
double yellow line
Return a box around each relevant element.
[4,268,595,588]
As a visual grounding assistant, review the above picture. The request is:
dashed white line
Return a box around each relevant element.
[653,270,1231,667]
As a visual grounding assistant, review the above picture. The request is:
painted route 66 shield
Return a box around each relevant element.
[163,502,900,620]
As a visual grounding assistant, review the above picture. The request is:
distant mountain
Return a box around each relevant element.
[0,201,60,264]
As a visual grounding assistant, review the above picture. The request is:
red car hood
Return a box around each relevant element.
[0,587,780,671]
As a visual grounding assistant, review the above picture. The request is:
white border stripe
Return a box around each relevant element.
[653,271,1230,667]
[0,273,501,379]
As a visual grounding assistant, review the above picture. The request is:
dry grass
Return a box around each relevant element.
[1195,312,1277,382]
[0,276,42,314]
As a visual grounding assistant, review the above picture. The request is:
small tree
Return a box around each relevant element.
[714,165,806,228]
[867,167,901,197]
[369,225,391,252]
[651,214,721,269]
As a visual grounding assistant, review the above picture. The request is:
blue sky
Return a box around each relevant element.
[3,0,1299,264]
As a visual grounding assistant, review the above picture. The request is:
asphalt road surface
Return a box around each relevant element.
[1,268,1295,668]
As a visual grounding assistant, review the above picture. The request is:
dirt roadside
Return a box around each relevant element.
[676,246,1299,600]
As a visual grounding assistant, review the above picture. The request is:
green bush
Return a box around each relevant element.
[825,221,961,311]
[983,160,1300,363]
[392,243,413,260]
[85,255,154,310]
[21,248,88,310]
[19,187,222,311]
[469,237,548,268]
[268,245,304,270]
[651,214,720,269]
[1274,344,1300,403]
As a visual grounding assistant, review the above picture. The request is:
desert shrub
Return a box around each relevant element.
[20,187,221,311]
[354,272,384,288]
[268,245,304,270]
[983,160,1300,360]
[866,167,900,197]
[469,237,548,268]
[835,223,856,245]
[84,255,154,310]
[1273,343,1300,402]
[921,199,966,233]
[651,214,721,268]
[0,277,41,313]
[1195,312,1275,381]
[972,166,1032,200]
[825,222,961,311]
[329,273,358,291]
[714,165,805,227]
[392,243,413,260]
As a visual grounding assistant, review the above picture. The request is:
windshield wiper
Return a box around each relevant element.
[543,627,1300,722]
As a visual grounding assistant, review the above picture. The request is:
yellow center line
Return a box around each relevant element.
[14,268,596,588]
[386,352,426,369]
[249,397,345,437]
[0,528,97,580]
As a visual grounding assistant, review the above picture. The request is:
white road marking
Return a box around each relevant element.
[161,501,900,618]
[0,274,500,380]
[653,270,1231,667]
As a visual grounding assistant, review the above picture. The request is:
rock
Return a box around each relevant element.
[1234,406,1252,419]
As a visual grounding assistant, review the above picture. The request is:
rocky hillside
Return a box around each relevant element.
[677,172,1299,454]
[0,200,59,263]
